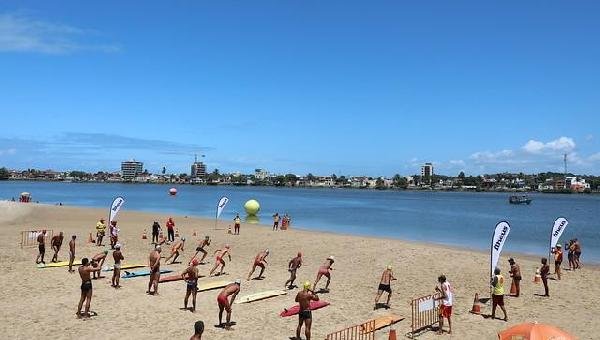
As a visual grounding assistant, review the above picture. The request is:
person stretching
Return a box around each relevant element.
[295,281,319,340]
[189,236,211,265]
[313,256,334,292]
[216,280,241,330]
[247,249,269,280]
[209,245,232,276]
[76,257,102,318]
[165,238,186,264]
[91,251,108,279]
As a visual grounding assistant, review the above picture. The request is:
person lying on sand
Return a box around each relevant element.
[50,232,64,263]
[295,281,319,340]
[313,256,334,291]
[165,238,186,264]
[147,245,162,295]
[76,257,102,318]
[247,249,269,280]
[189,236,211,265]
[91,251,108,279]
[285,252,303,289]
[182,259,200,312]
[209,245,232,276]
[217,279,241,330]
[374,265,396,308]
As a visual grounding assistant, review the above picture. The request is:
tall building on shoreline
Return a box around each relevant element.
[191,161,207,179]
[421,163,434,178]
[121,160,143,181]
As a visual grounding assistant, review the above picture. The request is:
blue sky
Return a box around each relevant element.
[1,1,599,176]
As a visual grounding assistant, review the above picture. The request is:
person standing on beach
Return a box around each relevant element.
[35,230,46,264]
[147,245,162,295]
[216,280,241,330]
[314,256,334,292]
[247,249,269,280]
[209,245,232,276]
[375,265,396,308]
[573,239,582,269]
[68,235,77,273]
[151,221,161,244]
[435,275,453,334]
[552,245,563,280]
[166,237,186,264]
[109,221,119,249]
[295,281,319,340]
[91,251,108,279]
[166,217,175,243]
[190,236,211,265]
[285,252,303,289]
[491,267,508,321]
[96,218,106,246]
[233,214,241,235]
[540,258,550,297]
[112,244,124,288]
[508,258,521,297]
[182,259,200,312]
[190,321,204,340]
[76,257,102,318]
[50,231,64,263]
[273,213,280,231]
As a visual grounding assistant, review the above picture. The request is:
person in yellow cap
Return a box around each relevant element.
[375,265,396,309]
[295,281,319,340]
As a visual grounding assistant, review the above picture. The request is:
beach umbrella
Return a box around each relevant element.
[498,322,574,340]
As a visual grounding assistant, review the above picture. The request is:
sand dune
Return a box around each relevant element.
[0,202,596,339]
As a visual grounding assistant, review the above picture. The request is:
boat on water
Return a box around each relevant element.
[509,195,532,205]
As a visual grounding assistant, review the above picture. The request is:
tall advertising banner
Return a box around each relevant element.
[216,196,229,219]
[109,196,125,224]
[490,221,511,279]
[214,196,229,229]
[549,217,568,257]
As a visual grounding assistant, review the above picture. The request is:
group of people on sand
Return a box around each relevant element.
[272,212,291,231]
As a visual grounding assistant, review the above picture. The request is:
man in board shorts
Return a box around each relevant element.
[295,281,320,340]
[375,265,396,308]
[35,230,47,264]
[435,274,453,334]
[491,267,508,321]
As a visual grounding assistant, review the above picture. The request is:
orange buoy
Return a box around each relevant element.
[169,188,177,196]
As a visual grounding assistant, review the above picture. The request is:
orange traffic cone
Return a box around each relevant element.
[142,229,147,240]
[175,228,180,238]
[87,232,93,243]
[510,279,517,295]
[388,327,397,340]
[227,225,232,234]
[533,269,541,284]
[470,293,481,314]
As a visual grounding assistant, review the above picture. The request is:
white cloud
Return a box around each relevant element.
[0,148,16,156]
[522,137,575,154]
[589,153,600,162]
[470,150,516,164]
[0,13,119,54]
[585,134,594,141]
[448,159,465,166]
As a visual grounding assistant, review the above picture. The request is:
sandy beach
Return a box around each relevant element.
[0,201,597,340]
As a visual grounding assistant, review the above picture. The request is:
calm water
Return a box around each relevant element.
[2,181,599,262]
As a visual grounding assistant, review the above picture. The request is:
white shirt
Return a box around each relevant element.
[442,281,453,306]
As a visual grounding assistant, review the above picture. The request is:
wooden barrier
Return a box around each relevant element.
[407,293,441,338]
[326,319,376,340]
[20,230,53,248]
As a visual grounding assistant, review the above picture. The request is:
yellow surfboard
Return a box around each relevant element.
[37,260,81,268]
[360,314,404,334]
[235,290,287,304]
[198,280,232,292]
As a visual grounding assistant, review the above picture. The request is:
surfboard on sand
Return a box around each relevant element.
[103,264,146,272]
[198,280,232,292]
[360,314,404,334]
[37,261,81,268]
[122,269,172,279]
[235,290,287,304]
[280,300,330,317]
[159,274,184,283]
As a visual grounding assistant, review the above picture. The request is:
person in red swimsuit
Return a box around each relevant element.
[209,245,232,276]
[313,256,334,292]
[246,249,269,281]
[216,280,240,330]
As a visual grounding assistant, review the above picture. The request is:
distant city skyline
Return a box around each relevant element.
[1,2,599,175]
